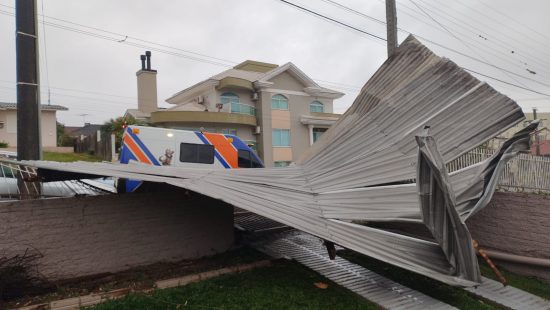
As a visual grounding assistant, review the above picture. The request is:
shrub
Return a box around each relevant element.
[0,249,52,303]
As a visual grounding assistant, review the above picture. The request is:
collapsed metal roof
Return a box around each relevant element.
[15,35,537,286]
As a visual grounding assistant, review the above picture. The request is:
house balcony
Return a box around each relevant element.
[150,110,257,127]
[230,102,256,116]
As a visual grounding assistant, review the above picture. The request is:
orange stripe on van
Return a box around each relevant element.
[203,133,238,168]
[124,134,152,164]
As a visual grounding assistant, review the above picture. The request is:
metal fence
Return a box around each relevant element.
[447,149,550,192]
[0,161,112,201]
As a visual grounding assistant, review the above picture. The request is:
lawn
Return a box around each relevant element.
[479,262,550,301]
[43,152,102,162]
[339,250,550,310]
[88,260,378,310]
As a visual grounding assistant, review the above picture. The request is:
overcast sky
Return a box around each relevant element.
[0,0,549,126]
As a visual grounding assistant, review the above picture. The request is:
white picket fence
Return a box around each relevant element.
[447,149,550,192]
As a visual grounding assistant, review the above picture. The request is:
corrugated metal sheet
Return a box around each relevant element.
[258,232,458,310]
[12,35,538,287]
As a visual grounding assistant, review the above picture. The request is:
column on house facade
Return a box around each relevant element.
[308,124,314,146]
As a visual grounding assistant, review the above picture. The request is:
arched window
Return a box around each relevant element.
[220,92,239,105]
[310,101,324,113]
[271,94,289,110]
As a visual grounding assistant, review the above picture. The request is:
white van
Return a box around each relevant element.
[120,126,263,191]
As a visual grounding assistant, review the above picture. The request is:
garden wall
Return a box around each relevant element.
[0,190,234,280]
[468,192,550,281]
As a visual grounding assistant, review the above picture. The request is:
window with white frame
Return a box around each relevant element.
[271,94,289,110]
[313,128,328,143]
[272,129,290,147]
[310,101,324,113]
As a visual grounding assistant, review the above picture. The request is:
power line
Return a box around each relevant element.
[39,0,51,105]
[301,0,550,96]
[0,84,135,107]
[277,0,386,42]
[411,0,550,77]
[319,0,550,88]
[0,8,236,68]
[464,69,550,97]
[0,3,237,67]
[453,0,550,52]
[409,0,530,89]
[0,4,360,95]
[476,1,550,44]
[0,79,137,100]
[1,2,548,100]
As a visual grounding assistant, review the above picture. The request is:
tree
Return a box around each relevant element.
[56,122,74,147]
[100,116,147,151]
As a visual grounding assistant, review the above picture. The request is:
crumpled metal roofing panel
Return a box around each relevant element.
[16,35,535,287]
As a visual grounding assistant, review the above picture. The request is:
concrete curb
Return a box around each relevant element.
[16,260,272,310]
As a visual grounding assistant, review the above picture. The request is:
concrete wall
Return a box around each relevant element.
[0,110,58,147]
[468,192,550,281]
[0,191,234,280]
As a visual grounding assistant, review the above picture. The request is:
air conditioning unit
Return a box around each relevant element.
[197,95,204,103]
[251,92,259,101]
[254,126,261,135]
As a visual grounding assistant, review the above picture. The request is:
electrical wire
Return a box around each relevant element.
[291,0,550,97]
[39,0,51,105]
[319,0,550,88]
[0,4,363,94]
[0,2,548,101]
[277,0,386,42]
[409,0,530,89]
[411,0,550,76]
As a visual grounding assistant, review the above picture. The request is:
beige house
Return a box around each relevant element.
[0,102,67,148]
[126,56,344,167]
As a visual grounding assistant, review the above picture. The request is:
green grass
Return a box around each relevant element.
[43,152,101,162]
[479,263,550,300]
[5,247,272,308]
[338,251,500,310]
[88,260,378,310]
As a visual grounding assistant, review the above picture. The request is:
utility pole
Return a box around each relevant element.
[16,0,42,160]
[533,107,541,156]
[386,0,398,57]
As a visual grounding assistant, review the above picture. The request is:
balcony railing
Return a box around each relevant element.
[231,102,256,116]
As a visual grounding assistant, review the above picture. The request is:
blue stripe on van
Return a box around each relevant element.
[194,132,231,169]
[127,128,161,166]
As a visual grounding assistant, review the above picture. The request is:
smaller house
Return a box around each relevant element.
[64,123,103,140]
[0,102,68,148]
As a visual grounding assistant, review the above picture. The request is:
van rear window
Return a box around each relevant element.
[180,143,215,164]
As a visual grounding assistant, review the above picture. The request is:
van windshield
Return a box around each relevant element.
[238,150,263,168]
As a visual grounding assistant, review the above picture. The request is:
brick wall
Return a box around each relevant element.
[0,190,234,280]
[467,192,550,280]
